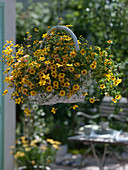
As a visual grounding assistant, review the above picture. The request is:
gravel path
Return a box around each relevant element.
[51,164,128,170]
[51,156,128,170]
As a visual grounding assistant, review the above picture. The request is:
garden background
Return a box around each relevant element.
[2,0,128,169]
[16,0,128,141]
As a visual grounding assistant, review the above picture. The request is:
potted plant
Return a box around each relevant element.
[10,136,61,170]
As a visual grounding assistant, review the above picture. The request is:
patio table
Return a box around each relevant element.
[68,130,128,170]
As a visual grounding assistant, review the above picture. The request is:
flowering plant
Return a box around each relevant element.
[10,136,61,170]
[2,25,122,114]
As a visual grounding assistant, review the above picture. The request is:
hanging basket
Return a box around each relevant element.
[28,25,92,105]
[2,25,122,106]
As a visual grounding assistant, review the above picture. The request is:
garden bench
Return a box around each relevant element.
[77,96,128,123]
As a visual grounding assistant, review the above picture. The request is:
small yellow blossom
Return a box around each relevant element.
[51,107,58,114]
[83,92,88,96]
[52,144,59,149]
[81,70,87,75]
[25,147,31,152]
[90,98,95,103]
[73,84,79,91]
[100,84,105,90]
[46,86,53,92]
[107,40,113,44]
[30,91,37,96]
[59,90,65,96]
[2,89,8,95]
[69,105,78,110]
[70,51,76,57]
[24,108,31,116]
[32,160,36,165]
[115,94,121,100]
[112,98,117,103]
[90,63,96,69]
[80,49,86,55]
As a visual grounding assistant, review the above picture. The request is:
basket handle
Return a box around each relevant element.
[41,25,80,51]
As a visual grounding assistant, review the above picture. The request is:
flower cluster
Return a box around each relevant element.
[10,136,61,169]
[2,26,122,111]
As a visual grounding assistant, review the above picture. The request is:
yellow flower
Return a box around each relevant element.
[112,98,117,103]
[59,73,65,78]
[68,67,74,72]
[51,107,58,114]
[59,90,65,96]
[64,82,70,87]
[42,33,47,38]
[90,63,96,69]
[30,140,38,147]
[41,145,47,150]
[2,89,8,95]
[22,140,29,144]
[83,92,88,96]
[46,138,54,144]
[117,79,122,84]
[93,61,97,65]
[70,51,76,57]
[46,86,53,92]
[14,151,25,159]
[32,160,36,165]
[29,69,35,74]
[54,85,59,89]
[72,105,78,110]
[81,70,87,75]
[115,94,121,100]
[107,40,113,44]
[113,80,119,86]
[30,91,37,96]
[20,136,26,141]
[15,98,21,104]
[51,71,57,77]
[80,49,86,55]
[73,84,80,91]
[29,84,35,89]
[111,76,116,81]
[52,144,59,149]
[22,88,27,94]
[25,147,31,152]
[67,63,73,67]
[100,84,105,90]
[39,80,46,86]
[34,28,38,32]
[23,144,28,147]
[53,81,59,86]
[24,108,31,116]
[89,98,95,103]
[53,141,62,145]
[59,77,64,82]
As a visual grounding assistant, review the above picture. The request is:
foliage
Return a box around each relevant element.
[20,103,46,139]
[64,0,128,97]
[16,0,59,44]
